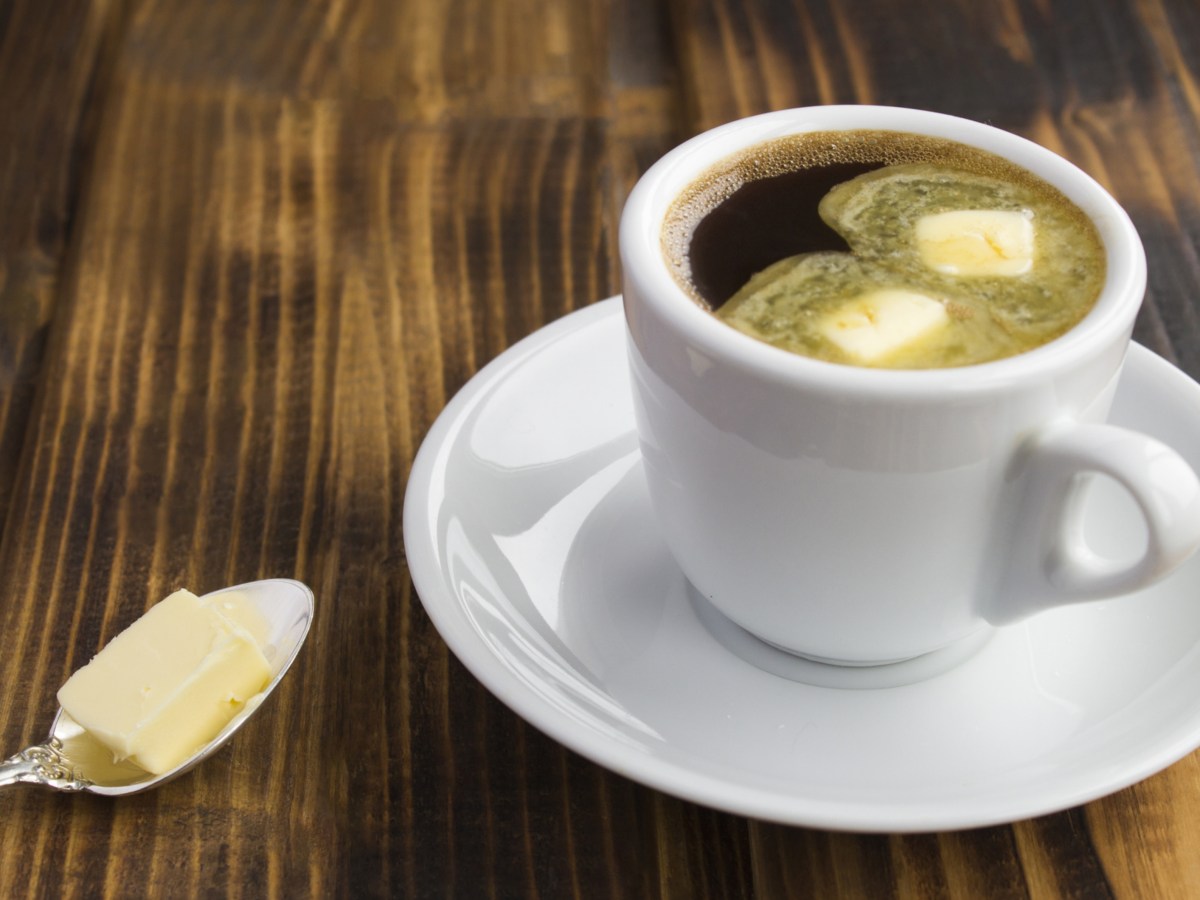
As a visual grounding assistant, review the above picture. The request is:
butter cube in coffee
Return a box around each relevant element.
[915,209,1035,276]
[818,289,949,363]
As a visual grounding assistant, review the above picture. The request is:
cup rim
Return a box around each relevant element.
[619,105,1147,397]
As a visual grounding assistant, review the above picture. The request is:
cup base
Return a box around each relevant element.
[689,588,993,690]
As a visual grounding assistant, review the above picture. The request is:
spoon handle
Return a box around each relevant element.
[0,739,91,791]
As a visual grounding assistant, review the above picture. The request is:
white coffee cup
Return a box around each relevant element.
[620,106,1200,665]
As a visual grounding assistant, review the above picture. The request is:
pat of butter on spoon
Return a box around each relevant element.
[0,579,313,795]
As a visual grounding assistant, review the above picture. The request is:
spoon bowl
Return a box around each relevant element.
[0,578,313,795]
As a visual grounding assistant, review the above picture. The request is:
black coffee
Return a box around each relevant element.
[662,131,1106,369]
[687,161,879,306]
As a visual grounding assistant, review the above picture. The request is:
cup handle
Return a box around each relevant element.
[984,422,1200,625]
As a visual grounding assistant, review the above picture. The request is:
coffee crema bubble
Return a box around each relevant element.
[662,131,1106,369]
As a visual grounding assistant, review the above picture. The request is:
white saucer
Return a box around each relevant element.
[402,297,1200,832]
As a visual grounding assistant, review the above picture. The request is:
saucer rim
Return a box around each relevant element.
[402,296,1200,832]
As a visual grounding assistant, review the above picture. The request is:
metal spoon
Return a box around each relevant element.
[0,578,313,795]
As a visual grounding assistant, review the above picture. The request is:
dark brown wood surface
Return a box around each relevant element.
[2,0,1200,896]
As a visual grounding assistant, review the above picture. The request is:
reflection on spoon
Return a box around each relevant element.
[0,579,313,796]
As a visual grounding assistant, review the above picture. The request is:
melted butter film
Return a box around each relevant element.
[712,160,1105,369]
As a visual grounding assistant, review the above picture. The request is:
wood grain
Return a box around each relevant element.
[0,0,748,897]
[2,0,1200,897]
[0,0,129,526]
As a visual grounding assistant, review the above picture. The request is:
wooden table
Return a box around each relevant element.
[3,0,1200,896]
